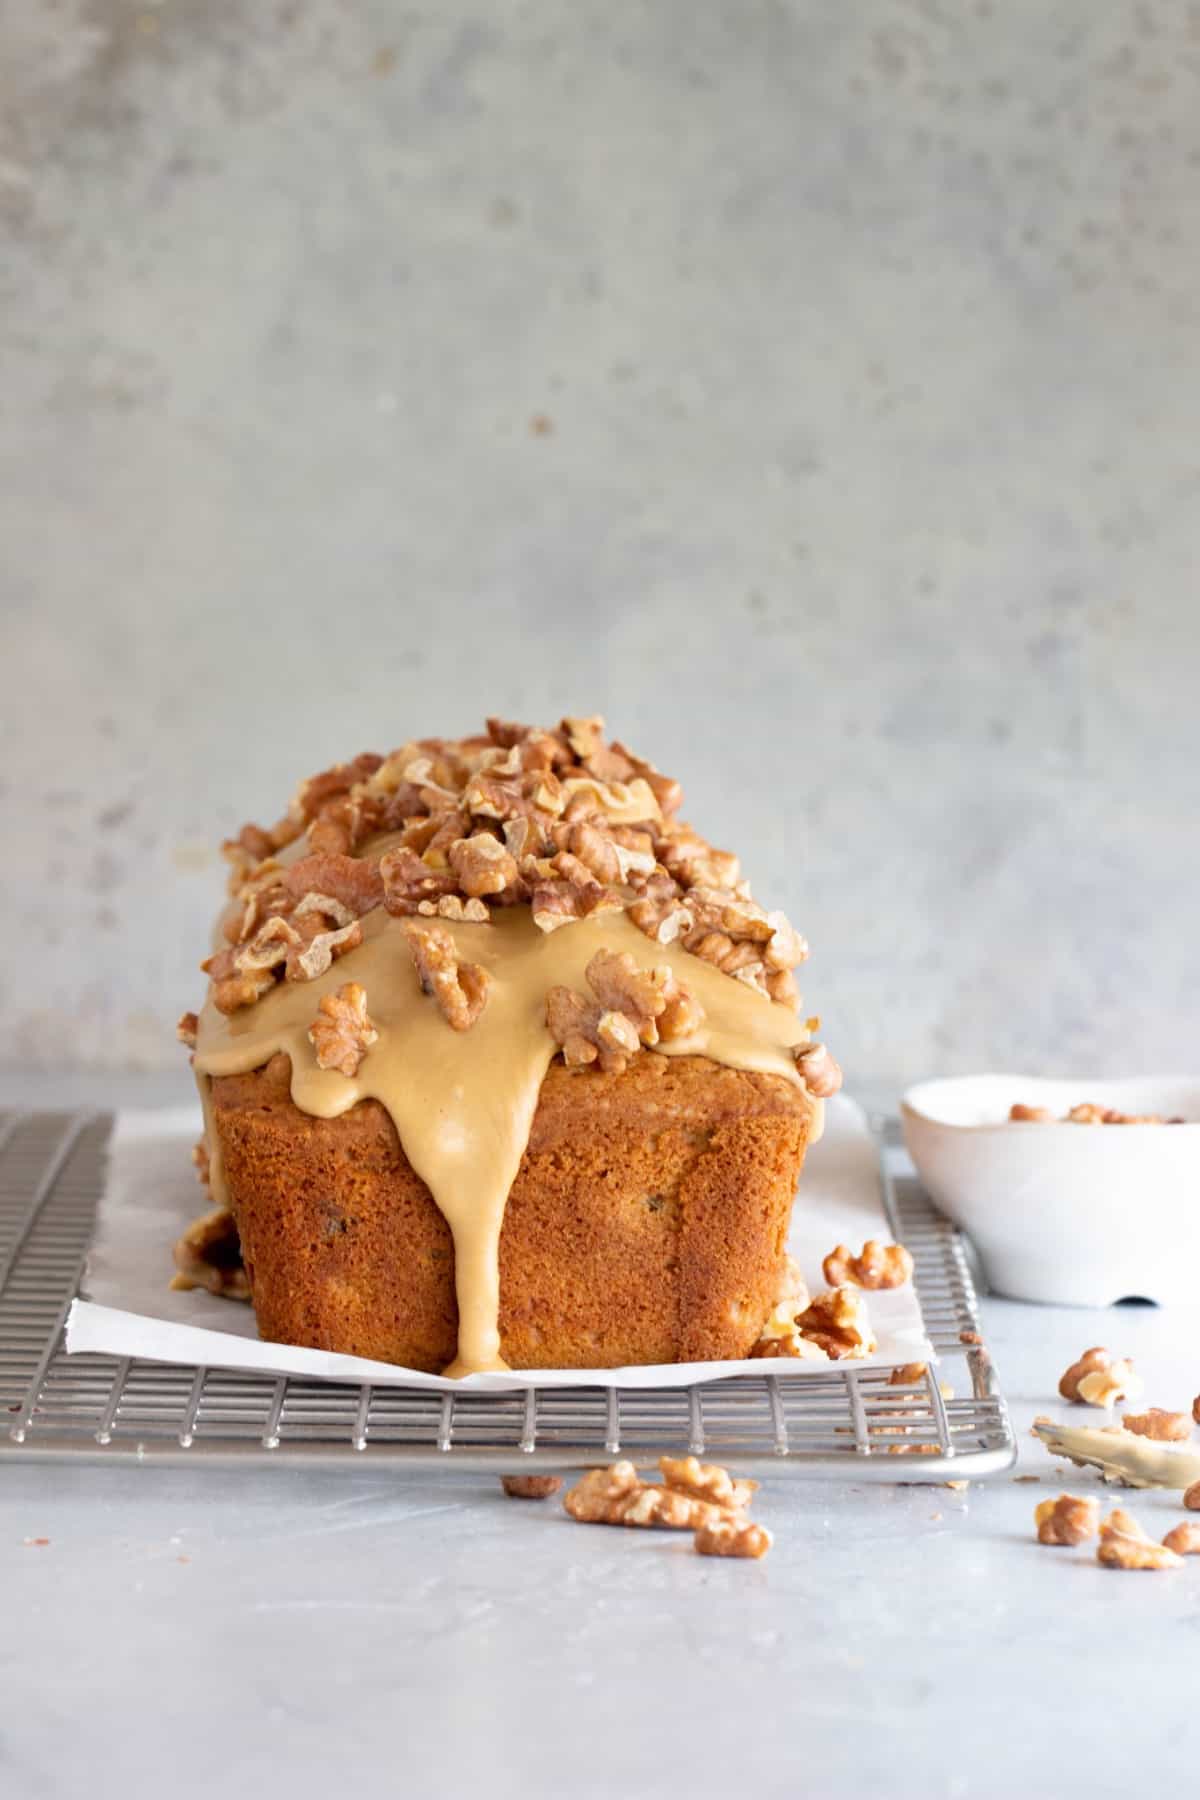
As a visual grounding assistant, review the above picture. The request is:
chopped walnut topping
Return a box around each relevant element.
[1034,1493,1100,1545]
[1076,1358,1142,1409]
[791,1286,876,1360]
[794,1041,843,1098]
[307,982,379,1077]
[659,1456,757,1513]
[402,920,491,1030]
[822,1239,914,1291]
[170,1206,250,1300]
[1058,1346,1113,1402]
[449,834,521,899]
[1163,1521,1200,1555]
[379,845,458,914]
[500,1474,563,1500]
[546,950,703,1074]
[1097,1508,1183,1571]
[416,894,491,922]
[628,891,696,945]
[183,716,837,1079]
[176,1011,199,1050]
[694,1519,772,1559]
[1121,1408,1192,1443]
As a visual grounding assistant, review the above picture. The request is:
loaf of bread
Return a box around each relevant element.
[177,716,840,1375]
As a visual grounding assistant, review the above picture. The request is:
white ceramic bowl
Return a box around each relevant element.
[901,1075,1200,1307]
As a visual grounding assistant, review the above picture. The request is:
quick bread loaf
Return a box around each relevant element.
[176,716,841,1376]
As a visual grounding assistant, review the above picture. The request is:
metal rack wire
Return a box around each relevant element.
[0,1111,1015,1477]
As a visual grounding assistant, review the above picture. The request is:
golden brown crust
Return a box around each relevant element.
[210,1050,810,1373]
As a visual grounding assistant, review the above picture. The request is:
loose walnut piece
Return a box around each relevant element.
[889,1363,929,1386]
[1076,1358,1143,1409]
[402,920,492,1030]
[1193,1394,1200,1427]
[1058,1346,1112,1401]
[1121,1408,1193,1443]
[500,1474,563,1500]
[694,1519,772,1560]
[1163,1521,1200,1555]
[1009,1103,1054,1122]
[307,982,379,1077]
[792,1286,876,1360]
[822,1239,914,1291]
[1185,1481,1200,1511]
[562,1463,735,1531]
[794,1041,843,1098]
[170,1206,250,1301]
[659,1456,757,1512]
[1034,1493,1100,1546]
[1097,1508,1183,1571]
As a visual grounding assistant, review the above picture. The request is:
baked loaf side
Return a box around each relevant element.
[212,1050,810,1372]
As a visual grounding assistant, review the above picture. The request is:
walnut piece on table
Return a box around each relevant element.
[500,1474,563,1501]
[1162,1521,1200,1556]
[1121,1407,1192,1443]
[1058,1346,1112,1401]
[659,1455,757,1513]
[562,1462,743,1532]
[1075,1357,1142,1409]
[822,1238,914,1291]
[307,981,378,1076]
[694,1518,772,1560]
[1034,1494,1100,1546]
[1097,1507,1183,1571]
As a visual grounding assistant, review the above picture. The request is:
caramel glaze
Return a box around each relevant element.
[194,905,820,1377]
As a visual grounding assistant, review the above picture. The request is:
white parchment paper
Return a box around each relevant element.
[66,1093,933,1389]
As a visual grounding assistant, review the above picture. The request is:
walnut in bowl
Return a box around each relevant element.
[900,1075,1200,1307]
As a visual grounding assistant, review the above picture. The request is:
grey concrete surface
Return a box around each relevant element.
[3,1,1199,1087]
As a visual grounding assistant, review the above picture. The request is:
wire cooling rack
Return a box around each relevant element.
[0,1110,1014,1478]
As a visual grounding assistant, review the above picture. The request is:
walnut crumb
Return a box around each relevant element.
[307,981,378,1077]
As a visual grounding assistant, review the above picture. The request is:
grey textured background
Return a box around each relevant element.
[3,0,1198,1088]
